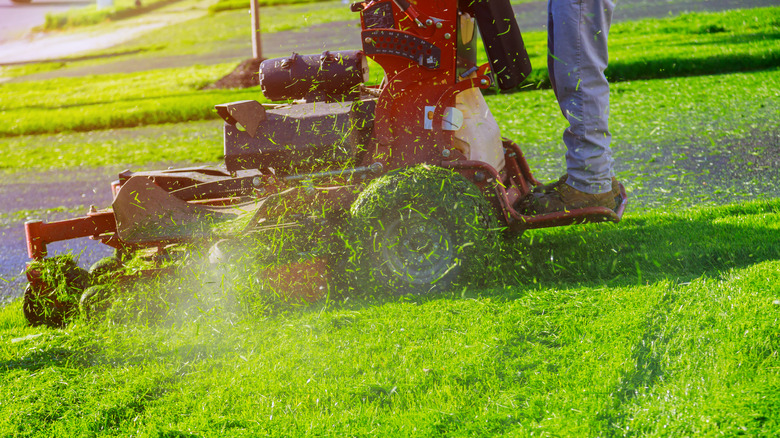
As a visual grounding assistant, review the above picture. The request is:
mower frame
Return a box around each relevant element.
[22,0,627,324]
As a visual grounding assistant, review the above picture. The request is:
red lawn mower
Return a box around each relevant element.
[22,0,627,326]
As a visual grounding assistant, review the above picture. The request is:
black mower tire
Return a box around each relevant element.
[89,254,124,282]
[349,165,498,295]
[23,256,89,327]
[79,285,114,320]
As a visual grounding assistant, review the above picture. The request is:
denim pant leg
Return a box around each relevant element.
[548,0,615,194]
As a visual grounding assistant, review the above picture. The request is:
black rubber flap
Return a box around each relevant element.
[464,0,532,90]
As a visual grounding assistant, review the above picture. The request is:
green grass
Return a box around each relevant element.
[518,6,780,88]
[3,67,776,214]
[110,1,359,56]
[41,0,349,32]
[40,0,351,31]
[610,7,780,79]
[42,0,185,31]
[1,4,778,435]
[492,67,780,210]
[0,199,778,436]
[1,7,777,139]
[0,64,263,138]
[0,206,84,229]
[0,120,224,172]
[209,0,333,14]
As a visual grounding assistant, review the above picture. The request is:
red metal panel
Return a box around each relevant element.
[25,212,117,260]
[359,0,461,170]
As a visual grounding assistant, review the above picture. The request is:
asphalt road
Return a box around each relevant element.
[0,0,93,44]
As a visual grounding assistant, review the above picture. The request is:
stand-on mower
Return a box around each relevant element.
[22,0,627,327]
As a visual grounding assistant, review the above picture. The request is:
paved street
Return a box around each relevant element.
[0,0,92,44]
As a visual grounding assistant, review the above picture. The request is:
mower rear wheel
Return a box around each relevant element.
[378,210,455,287]
[350,166,497,295]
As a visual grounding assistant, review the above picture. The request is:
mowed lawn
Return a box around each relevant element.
[0,2,778,437]
[1,199,778,436]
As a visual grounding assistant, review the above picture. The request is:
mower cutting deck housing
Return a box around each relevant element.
[22,0,627,327]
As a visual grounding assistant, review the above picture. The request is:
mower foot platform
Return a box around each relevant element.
[516,182,628,230]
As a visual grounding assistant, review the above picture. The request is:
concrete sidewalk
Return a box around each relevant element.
[0,0,212,65]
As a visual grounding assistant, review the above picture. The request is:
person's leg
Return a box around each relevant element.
[548,0,615,195]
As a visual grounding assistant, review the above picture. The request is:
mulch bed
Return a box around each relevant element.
[208,57,265,89]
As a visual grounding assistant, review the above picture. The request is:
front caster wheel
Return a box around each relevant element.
[23,256,89,327]
[79,285,114,320]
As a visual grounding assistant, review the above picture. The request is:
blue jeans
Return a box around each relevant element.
[548,0,615,194]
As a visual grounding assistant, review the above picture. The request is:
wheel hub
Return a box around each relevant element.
[380,212,454,285]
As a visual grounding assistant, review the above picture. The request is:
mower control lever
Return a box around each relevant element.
[392,0,426,27]
[350,2,366,13]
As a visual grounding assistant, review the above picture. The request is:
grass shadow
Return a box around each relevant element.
[0,342,94,372]
[491,200,780,293]
[607,52,780,82]
[499,51,780,93]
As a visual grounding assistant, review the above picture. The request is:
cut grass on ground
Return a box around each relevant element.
[0,199,778,437]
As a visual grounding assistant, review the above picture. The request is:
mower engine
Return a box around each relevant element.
[259,50,368,102]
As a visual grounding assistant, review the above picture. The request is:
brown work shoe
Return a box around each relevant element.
[533,174,569,194]
[526,176,621,214]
